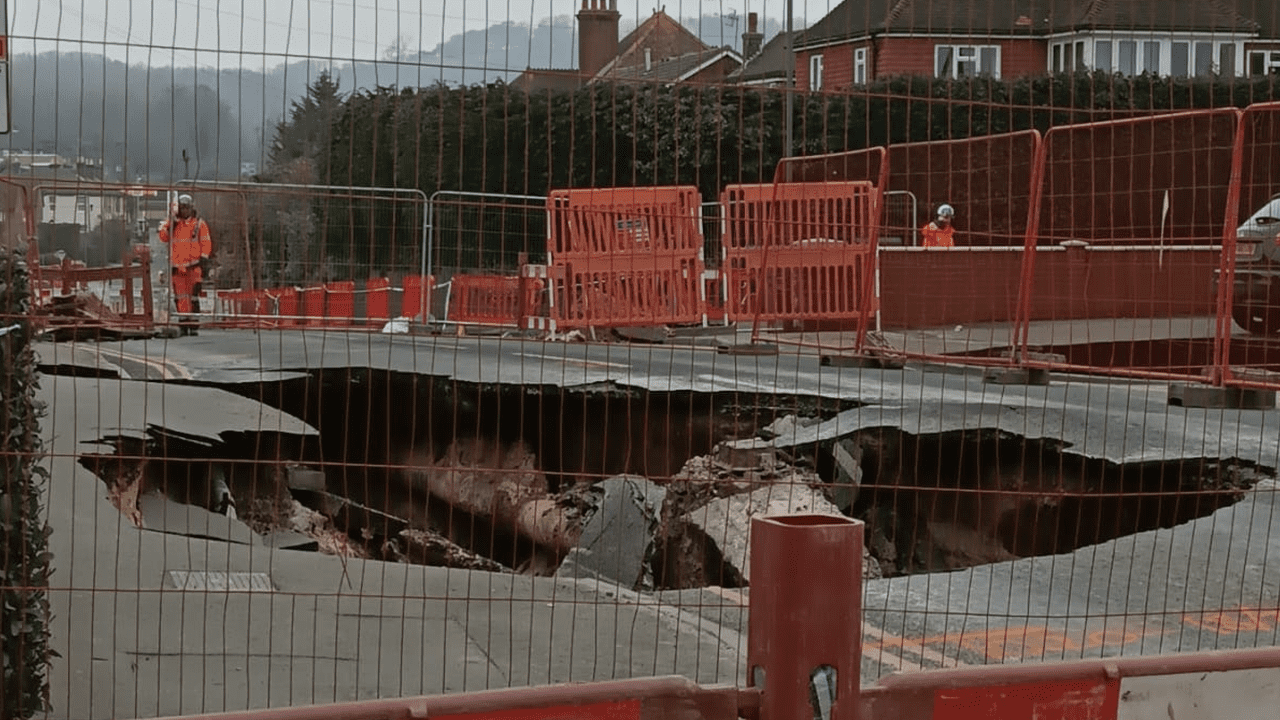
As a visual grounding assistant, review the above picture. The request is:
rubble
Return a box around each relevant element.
[557,475,666,589]
[679,482,845,585]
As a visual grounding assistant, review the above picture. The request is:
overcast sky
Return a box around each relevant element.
[14,0,837,68]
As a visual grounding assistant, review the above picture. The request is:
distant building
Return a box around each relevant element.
[512,1,742,92]
[794,0,1280,92]
[728,13,796,88]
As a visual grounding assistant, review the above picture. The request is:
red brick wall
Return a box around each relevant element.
[687,56,741,85]
[873,37,1046,80]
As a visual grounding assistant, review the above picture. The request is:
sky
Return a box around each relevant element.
[13,0,839,68]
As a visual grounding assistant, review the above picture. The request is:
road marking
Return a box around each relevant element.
[864,623,968,670]
[100,348,193,380]
[166,570,274,592]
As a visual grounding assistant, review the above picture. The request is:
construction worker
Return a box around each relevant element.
[158,193,212,335]
[922,204,956,248]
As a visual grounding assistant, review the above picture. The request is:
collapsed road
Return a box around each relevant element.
[32,327,1280,717]
[38,328,1280,588]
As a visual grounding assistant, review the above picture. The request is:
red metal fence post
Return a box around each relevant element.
[749,514,863,720]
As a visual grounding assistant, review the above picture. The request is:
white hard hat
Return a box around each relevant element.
[937,204,955,218]
[177,193,194,206]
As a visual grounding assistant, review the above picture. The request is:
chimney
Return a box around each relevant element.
[578,0,621,78]
[742,12,763,59]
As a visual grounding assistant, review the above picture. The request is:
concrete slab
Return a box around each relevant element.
[137,492,261,545]
[557,476,666,590]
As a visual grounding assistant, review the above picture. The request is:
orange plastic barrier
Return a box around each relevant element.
[546,186,706,328]
[366,278,391,323]
[548,186,703,257]
[550,261,703,329]
[720,182,879,324]
[449,274,530,326]
[401,274,432,320]
[723,244,875,323]
[326,281,357,326]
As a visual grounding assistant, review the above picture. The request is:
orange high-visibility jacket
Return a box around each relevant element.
[921,221,955,248]
[158,215,212,267]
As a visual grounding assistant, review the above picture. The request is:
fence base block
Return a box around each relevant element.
[984,367,1052,386]
[717,343,779,356]
[1168,383,1277,409]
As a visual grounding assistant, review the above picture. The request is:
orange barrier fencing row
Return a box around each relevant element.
[215,276,433,328]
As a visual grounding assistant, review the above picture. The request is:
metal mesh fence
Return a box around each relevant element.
[4,1,1280,719]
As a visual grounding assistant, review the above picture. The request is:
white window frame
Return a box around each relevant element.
[1250,50,1280,76]
[935,44,1001,79]
[1053,34,1246,77]
[809,53,824,90]
[854,47,867,85]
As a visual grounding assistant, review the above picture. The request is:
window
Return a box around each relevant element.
[809,54,824,90]
[1219,44,1236,75]
[1095,40,1112,72]
[1119,40,1137,75]
[1063,42,1074,72]
[854,47,867,85]
[1075,41,1085,70]
[1142,41,1160,73]
[1171,41,1189,77]
[936,44,1000,79]
[1195,42,1213,76]
[1250,50,1280,76]
[1052,44,1062,73]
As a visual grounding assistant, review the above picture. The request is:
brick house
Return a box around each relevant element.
[793,0,1277,92]
[513,1,741,92]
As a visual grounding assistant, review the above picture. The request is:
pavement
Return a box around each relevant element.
[31,325,1280,718]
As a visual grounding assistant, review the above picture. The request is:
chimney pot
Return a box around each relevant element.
[748,12,758,33]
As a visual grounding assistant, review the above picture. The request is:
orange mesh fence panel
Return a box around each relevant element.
[548,187,703,258]
[449,273,525,326]
[721,182,877,324]
[1221,103,1280,386]
[550,260,703,329]
[1007,110,1240,381]
[546,186,706,328]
